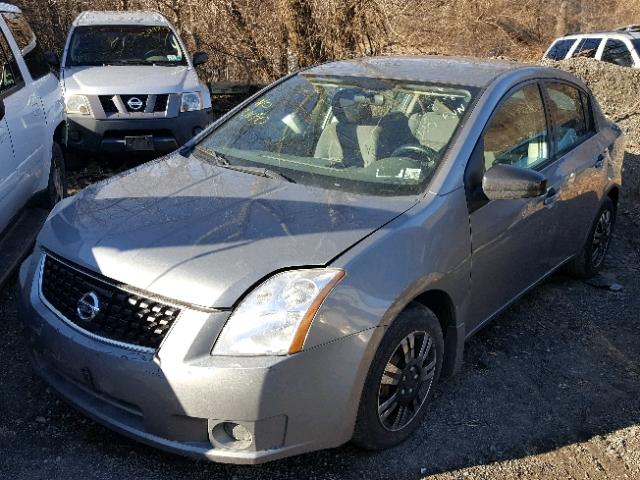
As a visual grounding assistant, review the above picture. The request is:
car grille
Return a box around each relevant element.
[153,94,169,112]
[40,255,181,351]
[97,94,170,115]
[120,94,148,113]
[99,95,119,114]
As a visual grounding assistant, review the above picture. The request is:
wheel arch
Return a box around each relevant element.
[53,121,66,146]
[606,185,619,210]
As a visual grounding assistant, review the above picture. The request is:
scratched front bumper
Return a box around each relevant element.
[18,253,372,463]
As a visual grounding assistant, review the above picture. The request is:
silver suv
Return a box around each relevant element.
[544,26,640,67]
[59,11,212,163]
[19,56,623,464]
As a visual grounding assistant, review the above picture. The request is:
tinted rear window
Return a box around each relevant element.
[572,37,602,58]
[546,39,575,60]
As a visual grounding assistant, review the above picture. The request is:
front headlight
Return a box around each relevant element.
[181,91,202,112]
[212,269,345,356]
[65,94,93,116]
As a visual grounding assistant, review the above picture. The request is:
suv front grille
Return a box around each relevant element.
[97,94,170,115]
[99,95,119,114]
[120,94,148,113]
[153,94,169,112]
[40,255,181,351]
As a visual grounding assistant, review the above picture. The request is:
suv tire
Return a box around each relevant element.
[46,142,67,208]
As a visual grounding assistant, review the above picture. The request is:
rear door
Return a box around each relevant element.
[465,82,559,332]
[541,81,606,262]
[0,23,25,232]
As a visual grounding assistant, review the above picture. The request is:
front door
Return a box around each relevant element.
[465,82,560,333]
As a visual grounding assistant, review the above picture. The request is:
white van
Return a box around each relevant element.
[0,3,66,283]
[60,11,212,162]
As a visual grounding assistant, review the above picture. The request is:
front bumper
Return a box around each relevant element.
[18,254,374,464]
[66,109,212,155]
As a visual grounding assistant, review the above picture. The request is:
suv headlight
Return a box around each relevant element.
[65,94,93,116]
[212,269,345,356]
[181,91,202,112]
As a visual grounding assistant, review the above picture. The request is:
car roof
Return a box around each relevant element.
[304,56,538,88]
[73,10,171,28]
[0,2,20,13]
[555,31,640,41]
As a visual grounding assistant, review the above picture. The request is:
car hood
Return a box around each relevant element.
[39,153,416,309]
[62,65,202,95]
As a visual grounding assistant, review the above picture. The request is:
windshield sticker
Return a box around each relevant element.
[167,55,180,61]
[242,97,273,125]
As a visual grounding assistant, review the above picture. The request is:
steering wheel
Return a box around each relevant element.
[390,144,438,165]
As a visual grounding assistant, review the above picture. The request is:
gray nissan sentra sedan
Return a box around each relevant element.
[19,56,623,463]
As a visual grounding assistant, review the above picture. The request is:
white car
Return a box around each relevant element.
[544,26,640,67]
[60,11,212,163]
[0,3,65,283]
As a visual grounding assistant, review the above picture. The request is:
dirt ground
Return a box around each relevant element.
[0,149,637,480]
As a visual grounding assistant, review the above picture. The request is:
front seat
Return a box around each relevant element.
[315,89,381,168]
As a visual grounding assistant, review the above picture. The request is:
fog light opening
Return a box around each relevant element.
[211,421,253,450]
[192,126,203,136]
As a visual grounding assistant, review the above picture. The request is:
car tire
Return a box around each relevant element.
[64,148,82,171]
[565,197,616,279]
[352,302,443,450]
[46,142,67,208]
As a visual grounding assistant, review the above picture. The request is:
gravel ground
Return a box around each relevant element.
[1,149,639,479]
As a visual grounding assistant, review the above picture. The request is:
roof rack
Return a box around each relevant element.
[614,25,640,32]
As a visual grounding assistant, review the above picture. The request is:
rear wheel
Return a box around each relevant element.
[565,197,616,278]
[353,303,443,450]
[46,142,67,208]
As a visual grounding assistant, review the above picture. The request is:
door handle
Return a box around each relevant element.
[543,187,558,206]
[594,152,607,169]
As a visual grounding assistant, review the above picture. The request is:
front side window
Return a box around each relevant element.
[67,26,187,67]
[198,74,477,196]
[572,37,602,58]
[483,84,549,170]
[2,13,50,80]
[546,82,595,157]
[0,28,23,94]
[601,39,634,67]
[546,39,575,60]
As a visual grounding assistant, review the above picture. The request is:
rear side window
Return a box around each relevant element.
[601,39,634,67]
[0,27,23,95]
[483,84,549,170]
[572,38,602,58]
[546,39,575,60]
[1,12,50,80]
[546,83,596,157]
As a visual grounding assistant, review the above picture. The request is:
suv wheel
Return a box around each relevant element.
[565,197,616,278]
[353,302,443,450]
[47,142,67,208]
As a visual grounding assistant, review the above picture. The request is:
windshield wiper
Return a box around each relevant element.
[193,146,295,183]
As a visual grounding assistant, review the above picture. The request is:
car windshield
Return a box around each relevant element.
[198,74,477,196]
[66,25,187,67]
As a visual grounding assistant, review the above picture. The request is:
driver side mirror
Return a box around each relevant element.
[193,51,208,67]
[482,164,547,201]
[44,51,60,69]
[0,98,5,121]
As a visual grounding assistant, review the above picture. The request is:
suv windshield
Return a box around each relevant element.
[198,74,477,196]
[67,25,187,67]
